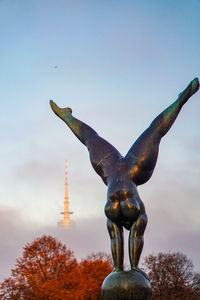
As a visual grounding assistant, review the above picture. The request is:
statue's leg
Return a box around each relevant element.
[144,77,199,139]
[126,78,199,184]
[50,100,122,184]
[50,100,97,145]
[129,212,147,268]
[107,218,124,271]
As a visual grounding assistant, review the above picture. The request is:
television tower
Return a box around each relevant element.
[58,160,73,227]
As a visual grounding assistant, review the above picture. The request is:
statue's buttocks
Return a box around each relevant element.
[104,192,141,230]
[105,159,142,230]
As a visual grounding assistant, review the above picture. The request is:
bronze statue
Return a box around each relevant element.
[50,78,199,299]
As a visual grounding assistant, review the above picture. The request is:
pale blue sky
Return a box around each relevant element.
[0,0,200,280]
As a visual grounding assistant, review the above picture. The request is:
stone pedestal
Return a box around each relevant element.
[101,269,152,300]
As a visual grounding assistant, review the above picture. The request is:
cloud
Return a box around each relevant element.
[12,160,61,185]
[140,164,200,272]
[144,208,200,272]
[0,206,34,281]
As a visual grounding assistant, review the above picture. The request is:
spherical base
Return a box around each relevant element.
[101,269,152,300]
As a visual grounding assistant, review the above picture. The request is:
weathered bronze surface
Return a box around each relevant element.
[102,269,152,300]
[50,78,199,299]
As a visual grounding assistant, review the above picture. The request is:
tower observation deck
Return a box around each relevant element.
[57,160,73,227]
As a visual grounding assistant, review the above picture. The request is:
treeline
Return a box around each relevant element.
[0,235,200,300]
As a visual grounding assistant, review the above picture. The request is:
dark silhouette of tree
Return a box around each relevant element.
[143,252,200,300]
[0,235,79,300]
[0,236,113,300]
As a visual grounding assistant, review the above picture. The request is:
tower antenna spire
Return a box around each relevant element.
[58,160,73,227]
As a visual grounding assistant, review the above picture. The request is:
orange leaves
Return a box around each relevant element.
[0,236,112,300]
[78,253,112,300]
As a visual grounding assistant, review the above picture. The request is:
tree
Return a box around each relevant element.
[143,252,200,300]
[0,236,113,300]
[78,252,113,300]
[0,235,79,300]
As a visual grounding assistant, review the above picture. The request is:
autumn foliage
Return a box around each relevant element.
[0,235,112,300]
[78,252,113,300]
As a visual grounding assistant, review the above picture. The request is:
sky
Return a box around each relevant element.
[0,0,200,281]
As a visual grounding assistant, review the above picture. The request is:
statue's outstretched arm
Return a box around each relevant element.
[125,78,199,185]
[50,100,122,185]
